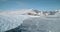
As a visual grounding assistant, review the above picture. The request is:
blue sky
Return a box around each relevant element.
[0,0,60,11]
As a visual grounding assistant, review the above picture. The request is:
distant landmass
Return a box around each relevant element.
[0,9,60,16]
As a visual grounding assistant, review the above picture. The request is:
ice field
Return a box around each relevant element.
[0,14,60,32]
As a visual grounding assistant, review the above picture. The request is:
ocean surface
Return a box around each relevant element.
[0,15,60,32]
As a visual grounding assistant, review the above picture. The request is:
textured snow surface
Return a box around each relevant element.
[0,15,30,32]
[20,18,60,32]
[0,14,60,32]
[5,16,60,32]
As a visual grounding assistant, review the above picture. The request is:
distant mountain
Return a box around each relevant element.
[0,9,60,16]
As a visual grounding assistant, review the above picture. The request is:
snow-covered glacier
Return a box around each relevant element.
[0,14,60,32]
[0,9,60,32]
[5,16,60,32]
[0,15,31,32]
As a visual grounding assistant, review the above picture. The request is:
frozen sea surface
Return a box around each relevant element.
[0,15,60,32]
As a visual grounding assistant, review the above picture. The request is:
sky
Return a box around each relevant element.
[0,0,60,11]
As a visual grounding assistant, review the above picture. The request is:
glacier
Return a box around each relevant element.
[0,9,60,32]
[0,15,31,32]
[0,14,60,32]
[5,16,60,32]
